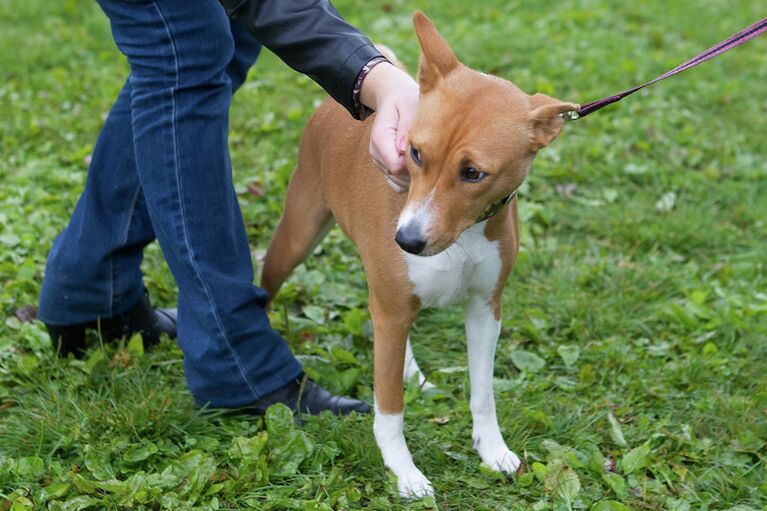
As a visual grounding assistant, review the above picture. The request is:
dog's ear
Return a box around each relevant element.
[528,93,579,149]
[413,12,459,93]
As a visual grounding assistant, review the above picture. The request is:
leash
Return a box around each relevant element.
[474,17,766,223]
[563,16,767,121]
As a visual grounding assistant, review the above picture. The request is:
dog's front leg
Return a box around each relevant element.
[466,297,521,474]
[370,298,433,498]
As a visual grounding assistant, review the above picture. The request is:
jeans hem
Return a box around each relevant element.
[192,357,303,409]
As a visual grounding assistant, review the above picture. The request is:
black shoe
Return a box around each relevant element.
[247,373,371,416]
[45,292,177,358]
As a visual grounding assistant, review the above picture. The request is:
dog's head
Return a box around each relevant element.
[396,13,577,256]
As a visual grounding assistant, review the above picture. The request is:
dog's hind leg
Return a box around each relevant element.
[261,163,334,302]
[403,337,435,390]
[466,297,521,475]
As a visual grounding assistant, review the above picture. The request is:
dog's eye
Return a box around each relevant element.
[461,166,487,183]
[410,146,422,166]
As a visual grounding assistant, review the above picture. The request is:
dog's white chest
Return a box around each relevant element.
[403,222,502,308]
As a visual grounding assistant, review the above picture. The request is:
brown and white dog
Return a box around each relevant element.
[261,13,577,498]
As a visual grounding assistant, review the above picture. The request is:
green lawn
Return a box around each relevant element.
[1,0,766,509]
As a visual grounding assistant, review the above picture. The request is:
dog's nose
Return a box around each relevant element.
[395,227,427,254]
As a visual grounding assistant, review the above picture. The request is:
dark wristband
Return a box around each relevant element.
[351,56,390,121]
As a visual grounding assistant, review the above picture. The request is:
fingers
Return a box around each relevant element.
[369,102,404,171]
[369,101,412,194]
[363,64,419,194]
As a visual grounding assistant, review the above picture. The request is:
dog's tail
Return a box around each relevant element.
[375,44,406,71]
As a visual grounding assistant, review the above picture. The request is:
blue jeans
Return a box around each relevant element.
[38,0,303,408]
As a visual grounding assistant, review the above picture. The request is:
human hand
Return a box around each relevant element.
[360,62,419,193]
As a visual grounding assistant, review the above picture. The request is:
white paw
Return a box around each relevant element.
[474,433,521,475]
[481,447,521,474]
[397,469,434,498]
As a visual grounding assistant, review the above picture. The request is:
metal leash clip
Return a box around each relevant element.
[561,110,580,122]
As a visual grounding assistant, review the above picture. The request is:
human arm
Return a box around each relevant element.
[221,0,381,116]
[221,0,417,190]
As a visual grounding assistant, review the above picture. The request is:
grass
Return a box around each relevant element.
[1,0,766,509]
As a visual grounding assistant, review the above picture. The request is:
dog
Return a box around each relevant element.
[260,12,577,498]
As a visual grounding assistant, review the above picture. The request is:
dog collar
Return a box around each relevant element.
[476,190,517,223]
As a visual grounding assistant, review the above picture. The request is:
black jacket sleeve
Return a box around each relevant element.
[220,0,383,116]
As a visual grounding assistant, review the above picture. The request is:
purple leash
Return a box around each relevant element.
[564,16,767,120]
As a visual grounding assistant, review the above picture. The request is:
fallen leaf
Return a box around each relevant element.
[15,305,37,323]
[247,180,264,197]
